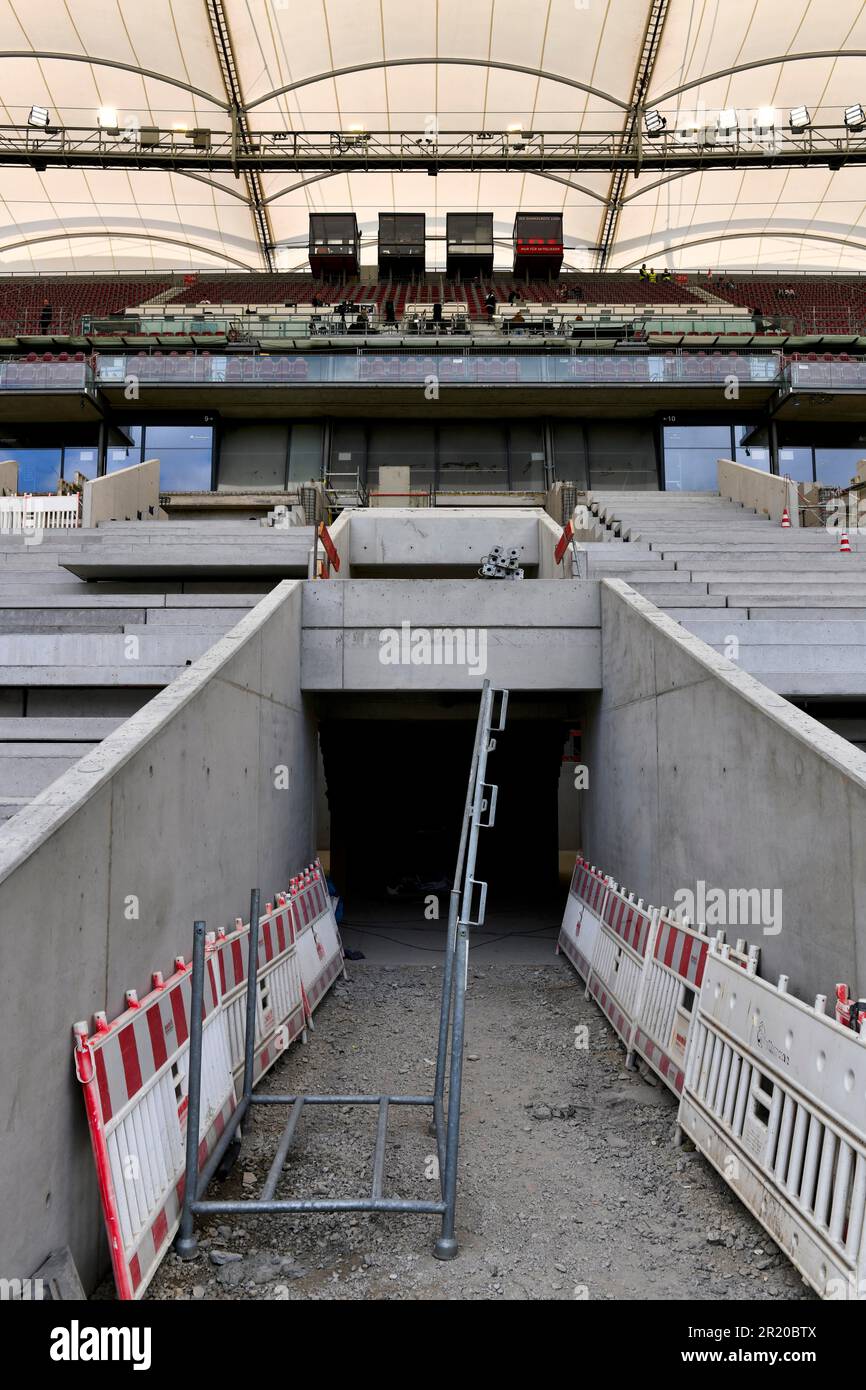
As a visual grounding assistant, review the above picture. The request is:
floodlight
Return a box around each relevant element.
[789,106,811,131]
[845,104,865,131]
[97,107,119,131]
[755,107,776,136]
[644,109,667,137]
[28,106,50,128]
[716,108,739,136]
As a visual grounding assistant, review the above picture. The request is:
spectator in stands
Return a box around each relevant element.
[485,290,497,321]
[39,299,52,333]
[384,299,396,325]
[752,306,766,333]
[311,294,323,308]
[432,300,443,325]
[508,288,519,305]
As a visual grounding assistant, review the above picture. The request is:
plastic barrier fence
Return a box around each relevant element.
[584,882,655,1048]
[290,860,345,1015]
[73,956,236,1300]
[679,943,866,1300]
[210,897,305,1090]
[557,856,609,981]
[630,910,761,1095]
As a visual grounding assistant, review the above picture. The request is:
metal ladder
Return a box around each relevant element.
[176,679,508,1261]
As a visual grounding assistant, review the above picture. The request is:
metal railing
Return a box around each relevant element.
[176,680,508,1261]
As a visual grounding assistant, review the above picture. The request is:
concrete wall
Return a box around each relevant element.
[582,579,866,1001]
[717,457,799,526]
[348,508,541,572]
[0,580,316,1290]
[301,579,601,691]
[82,458,162,528]
[0,460,18,496]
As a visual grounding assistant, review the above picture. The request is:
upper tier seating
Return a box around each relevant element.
[705,276,866,333]
[0,278,173,334]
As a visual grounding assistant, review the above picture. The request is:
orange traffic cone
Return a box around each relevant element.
[781,507,791,528]
[840,531,852,553]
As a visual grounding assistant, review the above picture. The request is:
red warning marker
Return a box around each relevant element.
[781,507,791,528]
[840,531,852,553]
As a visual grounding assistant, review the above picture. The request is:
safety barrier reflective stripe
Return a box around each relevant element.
[679,943,866,1301]
[73,958,235,1300]
[210,897,305,1090]
[290,860,345,1016]
[630,911,761,1095]
[584,882,654,1047]
[557,855,609,981]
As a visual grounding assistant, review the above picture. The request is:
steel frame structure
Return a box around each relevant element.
[176,680,509,1262]
[6,123,866,174]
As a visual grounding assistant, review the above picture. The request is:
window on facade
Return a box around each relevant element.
[9,448,61,493]
[815,448,866,488]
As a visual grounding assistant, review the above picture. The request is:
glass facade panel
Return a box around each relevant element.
[815,448,866,487]
[552,421,588,489]
[776,447,814,483]
[10,448,61,493]
[508,424,546,490]
[288,422,324,483]
[664,425,733,491]
[63,447,99,481]
[438,423,508,492]
[368,423,434,496]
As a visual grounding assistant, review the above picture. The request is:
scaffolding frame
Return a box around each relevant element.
[176,679,508,1260]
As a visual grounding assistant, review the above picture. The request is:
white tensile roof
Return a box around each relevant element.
[0,0,865,274]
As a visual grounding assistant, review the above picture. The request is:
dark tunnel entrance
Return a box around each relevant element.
[317,695,582,958]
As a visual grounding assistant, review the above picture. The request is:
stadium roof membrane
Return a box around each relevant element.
[1,0,866,274]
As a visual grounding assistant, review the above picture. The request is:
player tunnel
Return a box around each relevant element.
[315,694,584,927]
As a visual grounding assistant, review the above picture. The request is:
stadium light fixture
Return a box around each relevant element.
[755,107,776,136]
[716,108,739,138]
[28,105,50,128]
[844,104,866,131]
[644,109,667,138]
[97,107,119,131]
[789,106,811,131]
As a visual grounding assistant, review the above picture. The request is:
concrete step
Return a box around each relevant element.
[713,590,866,605]
[700,574,866,586]
[686,620,866,644]
[0,609,145,632]
[747,606,866,619]
[708,645,866,673]
[664,607,749,621]
[0,633,216,665]
[0,744,95,795]
[0,717,122,740]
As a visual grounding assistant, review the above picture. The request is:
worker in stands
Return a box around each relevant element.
[485,290,496,321]
[638,263,648,279]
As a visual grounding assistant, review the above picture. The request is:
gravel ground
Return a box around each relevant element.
[145,957,815,1303]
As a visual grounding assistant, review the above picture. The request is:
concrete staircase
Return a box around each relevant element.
[0,521,291,822]
[586,491,866,696]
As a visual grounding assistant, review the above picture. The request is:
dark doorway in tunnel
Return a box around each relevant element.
[318,714,565,917]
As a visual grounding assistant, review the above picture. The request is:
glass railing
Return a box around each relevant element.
[0,360,92,390]
[787,360,866,391]
[95,351,782,388]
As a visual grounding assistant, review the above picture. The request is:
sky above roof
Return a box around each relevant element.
[0,0,865,274]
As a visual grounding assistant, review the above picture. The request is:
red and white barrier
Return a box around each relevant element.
[557,856,609,981]
[73,957,236,1300]
[584,882,655,1047]
[210,897,305,1090]
[289,860,345,1016]
[680,943,866,1300]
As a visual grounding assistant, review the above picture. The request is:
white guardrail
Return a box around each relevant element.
[0,493,80,532]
